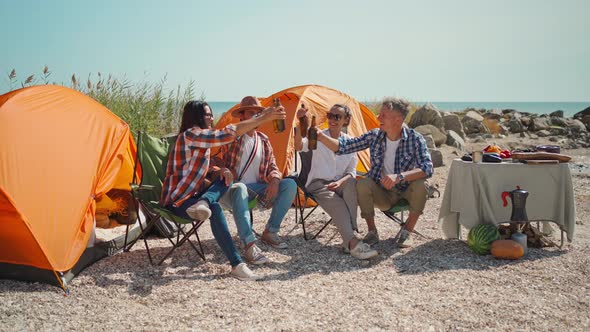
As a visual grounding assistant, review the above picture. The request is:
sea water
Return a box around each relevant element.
[208,101,589,118]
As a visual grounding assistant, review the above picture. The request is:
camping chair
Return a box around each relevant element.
[291,150,333,240]
[123,131,206,265]
[381,181,440,241]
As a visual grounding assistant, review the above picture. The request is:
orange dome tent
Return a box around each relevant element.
[213,85,379,175]
[0,85,138,291]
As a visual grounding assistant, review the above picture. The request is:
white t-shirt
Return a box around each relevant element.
[237,133,262,184]
[382,137,400,176]
[302,129,357,187]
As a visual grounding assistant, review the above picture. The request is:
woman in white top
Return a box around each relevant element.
[294,104,377,260]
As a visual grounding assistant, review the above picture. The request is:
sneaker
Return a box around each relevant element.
[342,242,350,254]
[244,243,269,265]
[363,230,380,246]
[186,200,211,221]
[397,229,413,248]
[261,230,288,249]
[230,263,261,281]
[350,241,378,260]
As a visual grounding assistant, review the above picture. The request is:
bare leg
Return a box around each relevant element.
[404,212,420,231]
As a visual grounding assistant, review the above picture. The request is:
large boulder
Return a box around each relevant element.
[422,134,436,149]
[565,119,588,133]
[462,110,489,135]
[408,103,445,130]
[529,117,551,131]
[429,149,444,168]
[550,110,564,118]
[483,109,503,120]
[573,106,590,120]
[442,112,465,138]
[446,130,465,151]
[414,125,447,147]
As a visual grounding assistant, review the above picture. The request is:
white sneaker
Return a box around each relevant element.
[186,200,211,220]
[350,241,378,260]
[397,229,414,248]
[230,263,261,281]
[244,243,269,265]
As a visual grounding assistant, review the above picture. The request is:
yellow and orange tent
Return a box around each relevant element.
[214,84,379,175]
[0,85,137,290]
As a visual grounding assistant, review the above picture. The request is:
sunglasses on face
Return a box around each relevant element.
[204,113,214,118]
[327,113,343,121]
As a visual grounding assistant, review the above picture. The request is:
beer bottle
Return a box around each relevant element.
[272,97,286,133]
[308,115,318,150]
[299,103,309,138]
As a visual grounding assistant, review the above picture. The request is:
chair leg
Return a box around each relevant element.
[124,211,159,265]
[157,221,205,265]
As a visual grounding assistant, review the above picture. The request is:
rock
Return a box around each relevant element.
[462,111,489,135]
[536,130,550,137]
[550,116,568,127]
[550,110,564,117]
[549,136,559,142]
[566,119,588,133]
[408,103,445,130]
[423,134,436,149]
[502,108,517,114]
[549,126,568,136]
[414,125,446,147]
[507,118,525,133]
[429,149,444,168]
[529,117,550,131]
[483,109,503,120]
[520,132,526,138]
[520,116,531,127]
[573,106,590,120]
[446,130,465,151]
[442,112,465,138]
[581,115,590,130]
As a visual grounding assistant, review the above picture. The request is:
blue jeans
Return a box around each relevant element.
[246,178,297,233]
[226,183,257,247]
[169,179,242,267]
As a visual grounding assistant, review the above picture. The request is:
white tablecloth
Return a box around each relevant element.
[439,159,576,241]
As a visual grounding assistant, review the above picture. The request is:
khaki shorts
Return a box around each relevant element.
[356,177,428,219]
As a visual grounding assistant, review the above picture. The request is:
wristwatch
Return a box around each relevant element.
[396,173,405,183]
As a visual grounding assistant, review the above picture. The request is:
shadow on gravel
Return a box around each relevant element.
[391,238,566,275]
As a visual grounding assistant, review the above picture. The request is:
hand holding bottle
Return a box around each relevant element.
[296,103,309,137]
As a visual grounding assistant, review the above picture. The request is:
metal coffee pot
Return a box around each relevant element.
[501,186,529,223]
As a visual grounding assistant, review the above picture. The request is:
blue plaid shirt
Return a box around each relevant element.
[337,127,433,191]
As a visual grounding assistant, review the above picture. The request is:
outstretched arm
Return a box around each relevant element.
[234,106,286,137]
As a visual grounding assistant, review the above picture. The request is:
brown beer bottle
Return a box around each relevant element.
[299,103,309,138]
[272,97,286,133]
[308,115,318,150]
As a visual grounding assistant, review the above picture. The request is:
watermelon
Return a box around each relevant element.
[467,224,500,255]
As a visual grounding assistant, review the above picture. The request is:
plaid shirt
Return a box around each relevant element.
[337,127,433,191]
[220,131,281,183]
[161,124,237,207]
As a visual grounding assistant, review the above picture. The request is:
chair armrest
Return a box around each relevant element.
[130,184,157,192]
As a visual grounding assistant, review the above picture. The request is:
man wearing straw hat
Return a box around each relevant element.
[219,96,297,263]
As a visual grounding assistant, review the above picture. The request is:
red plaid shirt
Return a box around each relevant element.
[161,125,237,207]
[220,131,281,184]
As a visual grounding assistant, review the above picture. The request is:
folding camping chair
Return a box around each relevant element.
[380,180,440,241]
[123,131,206,265]
[292,150,333,240]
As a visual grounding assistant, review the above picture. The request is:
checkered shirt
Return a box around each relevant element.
[337,127,433,191]
[161,125,237,207]
[220,131,281,183]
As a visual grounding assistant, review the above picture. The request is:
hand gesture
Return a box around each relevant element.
[220,168,234,186]
[296,104,308,120]
[326,181,341,192]
[380,174,398,190]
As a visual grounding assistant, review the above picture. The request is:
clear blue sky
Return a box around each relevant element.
[1,0,589,101]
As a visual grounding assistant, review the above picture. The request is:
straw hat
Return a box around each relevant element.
[231,96,265,118]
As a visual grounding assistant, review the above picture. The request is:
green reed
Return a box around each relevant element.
[5,67,197,137]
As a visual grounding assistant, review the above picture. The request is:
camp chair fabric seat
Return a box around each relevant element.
[381,197,427,240]
[123,131,207,265]
[292,150,332,240]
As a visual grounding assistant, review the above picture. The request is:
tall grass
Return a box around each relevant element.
[4,67,197,137]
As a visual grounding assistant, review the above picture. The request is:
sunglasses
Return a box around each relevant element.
[326,113,343,121]
[204,113,214,118]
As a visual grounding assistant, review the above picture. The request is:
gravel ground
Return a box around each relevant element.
[1,135,589,331]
